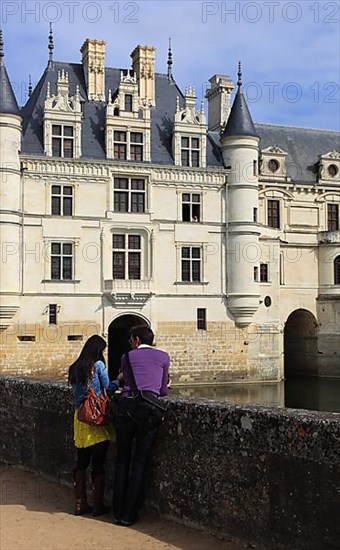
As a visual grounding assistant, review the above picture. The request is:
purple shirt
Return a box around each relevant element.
[121,345,170,397]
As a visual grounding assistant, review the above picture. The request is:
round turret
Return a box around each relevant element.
[220,64,260,326]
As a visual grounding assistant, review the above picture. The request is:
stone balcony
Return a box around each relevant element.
[318,230,340,244]
[103,279,152,308]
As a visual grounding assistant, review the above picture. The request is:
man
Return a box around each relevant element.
[113,325,170,526]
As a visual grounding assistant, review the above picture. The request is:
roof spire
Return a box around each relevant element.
[237,61,242,88]
[167,38,173,81]
[28,74,32,97]
[48,23,54,68]
[0,29,4,66]
[220,64,258,140]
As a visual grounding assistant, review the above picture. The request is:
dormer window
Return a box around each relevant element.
[106,70,151,162]
[268,159,279,173]
[173,86,207,168]
[328,164,338,178]
[259,146,289,181]
[114,131,127,160]
[317,151,340,183]
[181,137,200,167]
[124,94,133,112]
[52,125,74,158]
[44,71,82,158]
[130,132,143,161]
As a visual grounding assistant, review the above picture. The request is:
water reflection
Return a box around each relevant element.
[171,376,340,413]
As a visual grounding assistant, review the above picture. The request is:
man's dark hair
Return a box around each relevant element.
[130,325,154,345]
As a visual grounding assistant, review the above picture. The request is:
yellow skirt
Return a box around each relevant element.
[73,409,115,448]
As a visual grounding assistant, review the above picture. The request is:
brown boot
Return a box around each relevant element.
[73,469,92,516]
[92,473,110,517]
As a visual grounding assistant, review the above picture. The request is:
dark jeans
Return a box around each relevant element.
[113,411,157,523]
[75,440,109,476]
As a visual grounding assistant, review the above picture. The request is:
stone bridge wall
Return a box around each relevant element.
[0,376,339,550]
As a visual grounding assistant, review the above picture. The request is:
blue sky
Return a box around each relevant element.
[1,0,339,130]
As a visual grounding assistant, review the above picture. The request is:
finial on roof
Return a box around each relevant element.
[0,29,4,65]
[237,61,242,88]
[48,23,54,68]
[167,38,173,81]
[28,74,32,97]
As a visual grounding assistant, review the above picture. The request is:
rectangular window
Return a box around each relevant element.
[114,131,127,160]
[51,242,73,280]
[52,125,74,158]
[268,199,280,228]
[181,247,201,282]
[114,177,145,213]
[197,308,206,330]
[253,266,258,282]
[130,132,143,161]
[49,304,57,325]
[260,263,269,282]
[124,94,133,112]
[328,204,339,232]
[51,185,73,216]
[112,234,141,280]
[182,193,201,222]
[334,257,340,285]
[181,136,200,167]
[253,207,258,223]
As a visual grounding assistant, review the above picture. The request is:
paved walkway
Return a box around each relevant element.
[0,465,246,550]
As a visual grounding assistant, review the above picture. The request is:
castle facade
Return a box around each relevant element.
[0,34,339,382]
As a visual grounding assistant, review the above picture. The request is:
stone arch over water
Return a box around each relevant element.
[107,313,149,378]
[284,309,318,377]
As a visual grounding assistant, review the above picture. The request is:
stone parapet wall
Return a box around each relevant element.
[0,376,339,549]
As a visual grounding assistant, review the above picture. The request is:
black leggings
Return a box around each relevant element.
[75,440,109,476]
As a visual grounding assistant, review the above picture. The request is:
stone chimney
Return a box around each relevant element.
[80,38,106,101]
[131,45,156,106]
[205,74,234,132]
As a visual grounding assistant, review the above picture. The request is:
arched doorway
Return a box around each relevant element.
[284,309,318,377]
[108,314,149,378]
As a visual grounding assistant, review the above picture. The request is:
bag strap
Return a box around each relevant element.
[124,352,139,394]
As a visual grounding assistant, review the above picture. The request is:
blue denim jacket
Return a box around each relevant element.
[72,360,119,409]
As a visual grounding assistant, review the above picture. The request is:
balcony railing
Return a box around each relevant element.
[318,230,340,244]
[104,279,151,293]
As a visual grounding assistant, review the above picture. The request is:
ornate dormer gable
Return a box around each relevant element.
[172,86,207,168]
[105,69,151,161]
[317,150,340,184]
[259,145,290,182]
[44,70,82,158]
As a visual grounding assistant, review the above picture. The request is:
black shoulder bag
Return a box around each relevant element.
[124,351,167,432]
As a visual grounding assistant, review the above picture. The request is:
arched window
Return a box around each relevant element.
[334,255,340,285]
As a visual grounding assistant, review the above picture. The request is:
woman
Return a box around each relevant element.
[113,325,170,526]
[68,334,120,517]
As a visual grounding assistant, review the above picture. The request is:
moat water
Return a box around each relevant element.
[2,367,339,413]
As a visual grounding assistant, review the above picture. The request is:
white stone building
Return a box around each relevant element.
[0,32,339,382]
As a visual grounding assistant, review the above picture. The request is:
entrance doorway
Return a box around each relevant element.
[108,314,149,378]
[284,309,318,377]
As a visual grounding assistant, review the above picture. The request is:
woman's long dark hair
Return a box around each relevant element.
[68,335,106,385]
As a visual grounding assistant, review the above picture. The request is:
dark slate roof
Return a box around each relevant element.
[20,61,339,179]
[255,123,340,183]
[0,61,20,116]
[20,61,225,166]
[221,84,258,139]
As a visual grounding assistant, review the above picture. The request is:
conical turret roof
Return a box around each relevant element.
[221,64,257,139]
[0,30,20,116]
